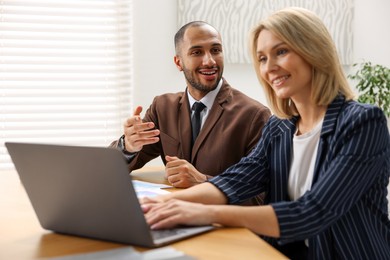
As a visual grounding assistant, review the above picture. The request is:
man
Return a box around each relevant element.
[111,21,270,202]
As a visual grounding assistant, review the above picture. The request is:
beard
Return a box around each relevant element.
[182,65,223,93]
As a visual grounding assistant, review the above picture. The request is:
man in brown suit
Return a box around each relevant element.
[111,21,270,198]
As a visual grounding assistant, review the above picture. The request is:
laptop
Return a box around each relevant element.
[5,142,215,248]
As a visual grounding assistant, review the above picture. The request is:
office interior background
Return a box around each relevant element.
[1,0,389,207]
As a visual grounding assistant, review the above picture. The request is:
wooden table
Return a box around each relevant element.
[0,167,287,259]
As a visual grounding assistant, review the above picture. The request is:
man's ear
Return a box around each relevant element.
[174,55,183,71]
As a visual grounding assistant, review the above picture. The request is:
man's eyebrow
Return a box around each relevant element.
[188,43,222,50]
[188,45,203,50]
[211,43,222,48]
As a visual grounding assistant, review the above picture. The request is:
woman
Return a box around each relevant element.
[143,7,390,259]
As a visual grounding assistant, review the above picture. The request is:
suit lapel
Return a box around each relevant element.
[277,117,298,201]
[191,80,230,161]
[178,91,192,161]
[191,102,223,158]
[312,95,345,184]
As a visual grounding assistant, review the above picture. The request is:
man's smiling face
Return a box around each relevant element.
[174,24,224,100]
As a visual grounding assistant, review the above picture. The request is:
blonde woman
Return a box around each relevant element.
[142,7,390,259]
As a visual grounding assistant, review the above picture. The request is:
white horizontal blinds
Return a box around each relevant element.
[0,0,133,170]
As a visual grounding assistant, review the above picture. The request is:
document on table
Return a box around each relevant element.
[132,180,171,198]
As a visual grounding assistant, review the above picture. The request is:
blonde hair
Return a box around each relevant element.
[250,7,355,118]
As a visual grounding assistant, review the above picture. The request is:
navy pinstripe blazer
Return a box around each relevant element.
[210,95,390,259]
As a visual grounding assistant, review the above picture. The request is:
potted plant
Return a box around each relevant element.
[348,61,390,117]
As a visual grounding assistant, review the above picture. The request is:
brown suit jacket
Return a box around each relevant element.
[111,79,271,203]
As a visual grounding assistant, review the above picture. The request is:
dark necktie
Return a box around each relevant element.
[191,102,206,143]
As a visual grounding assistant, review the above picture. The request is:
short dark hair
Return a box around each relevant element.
[174,21,214,55]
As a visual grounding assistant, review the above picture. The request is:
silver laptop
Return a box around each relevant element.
[5,142,215,248]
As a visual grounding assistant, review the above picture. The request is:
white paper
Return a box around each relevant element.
[132,180,171,198]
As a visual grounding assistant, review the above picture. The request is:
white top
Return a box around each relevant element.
[187,79,222,130]
[288,119,323,201]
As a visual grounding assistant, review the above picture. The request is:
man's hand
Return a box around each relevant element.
[123,106,160,153]
[165,155,207,188]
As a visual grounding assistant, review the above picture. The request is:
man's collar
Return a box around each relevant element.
[187,79,223,110]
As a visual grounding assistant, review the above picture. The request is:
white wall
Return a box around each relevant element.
[132,0,180,112]
[133,0,390,168]
[354,0,390,67]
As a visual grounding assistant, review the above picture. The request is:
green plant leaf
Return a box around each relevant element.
[348,61,390,117]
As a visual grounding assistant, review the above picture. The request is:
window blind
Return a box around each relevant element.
[0,0,133,170]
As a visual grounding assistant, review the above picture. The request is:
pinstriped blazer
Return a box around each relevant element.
[210,95,390,259]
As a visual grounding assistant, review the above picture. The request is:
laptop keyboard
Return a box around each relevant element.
[151,228,188,240]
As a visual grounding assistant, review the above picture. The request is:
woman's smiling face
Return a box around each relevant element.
[256,29,312,102]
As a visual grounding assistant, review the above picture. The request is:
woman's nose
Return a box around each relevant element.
[264,58,278,73]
